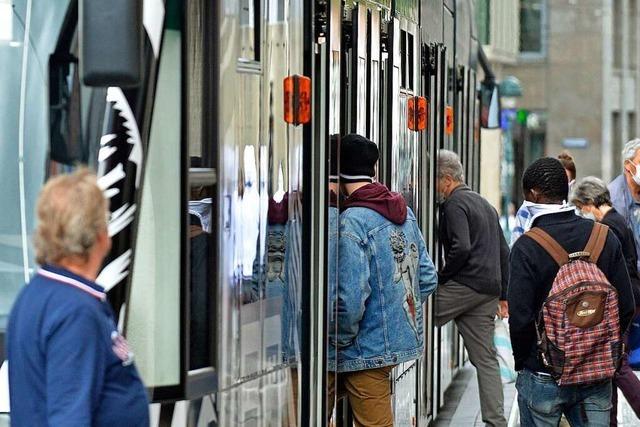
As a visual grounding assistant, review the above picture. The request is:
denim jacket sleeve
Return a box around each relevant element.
[336,232,371,348]
[417,232,438,302]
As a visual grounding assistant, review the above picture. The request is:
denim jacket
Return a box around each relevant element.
[328,206,438,372]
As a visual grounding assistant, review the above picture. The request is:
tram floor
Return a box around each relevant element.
[433,363,640,427]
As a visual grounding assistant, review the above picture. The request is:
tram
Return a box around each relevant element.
[0,0,496,425]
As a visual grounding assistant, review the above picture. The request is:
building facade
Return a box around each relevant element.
[500,0,640,182]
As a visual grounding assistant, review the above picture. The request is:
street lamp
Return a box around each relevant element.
[499,75,523,109]
[497,76,523,240]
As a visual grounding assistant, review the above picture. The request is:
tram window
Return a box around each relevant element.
[400,30,407,88]
[407,33,414,90]
[519,0,545,56]
[48,21,106,171]
[239,0,261,62]
[1,0,73,363]
[188,173,214,371]
[186,0,217,376]
[370,60,380,144]
[126,26,181,390]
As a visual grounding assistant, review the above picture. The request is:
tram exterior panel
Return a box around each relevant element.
[0,0,485,425]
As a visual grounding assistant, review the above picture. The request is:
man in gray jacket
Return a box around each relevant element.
[436,150,509,427]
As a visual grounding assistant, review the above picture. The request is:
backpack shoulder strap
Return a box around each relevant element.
[583,222,610,263]
[525,227,569,267]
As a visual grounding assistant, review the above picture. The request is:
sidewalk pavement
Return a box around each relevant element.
[433,363,640,426]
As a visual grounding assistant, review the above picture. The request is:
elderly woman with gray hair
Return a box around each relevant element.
[572,176,640,424]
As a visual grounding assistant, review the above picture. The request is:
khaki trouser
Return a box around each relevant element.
[327,365,395,427]
[436,280,507,427]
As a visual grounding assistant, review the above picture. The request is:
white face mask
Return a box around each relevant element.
[630,162,640,186]
[579,210,597,222]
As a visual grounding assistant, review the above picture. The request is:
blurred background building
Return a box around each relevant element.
[477,0,640,208]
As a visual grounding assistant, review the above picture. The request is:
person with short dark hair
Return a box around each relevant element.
[572,176,640,425]
[509,158,635,426]
[436,149,509,427]
[328,134,437,426]
[510,155,576,245]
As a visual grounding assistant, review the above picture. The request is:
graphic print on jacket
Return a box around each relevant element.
[390,230,420,337]
[267,230,286,284]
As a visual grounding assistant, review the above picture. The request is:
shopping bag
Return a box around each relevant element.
[494,317,517,383]
[628,315,640,370]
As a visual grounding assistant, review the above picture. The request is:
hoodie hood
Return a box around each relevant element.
[342,182,408,224]
[329,190,339,208]
[268,193,289,225]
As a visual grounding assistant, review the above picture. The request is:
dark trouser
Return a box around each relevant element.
[435,281,507,427]
[517,369,611,427]
[610,333,640,426]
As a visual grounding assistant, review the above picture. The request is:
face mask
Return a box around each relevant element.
[580,210,597,222]
[630,162,640,186]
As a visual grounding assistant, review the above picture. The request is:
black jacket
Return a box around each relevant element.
[601,208,640,306]
[438,185,509,299]
[508,211,635,373]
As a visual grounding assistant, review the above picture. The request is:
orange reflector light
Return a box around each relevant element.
[284,75,311,125]
[445,106,454,135]
[408,96,428,131]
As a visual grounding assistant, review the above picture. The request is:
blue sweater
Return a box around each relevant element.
[7,265,149,426]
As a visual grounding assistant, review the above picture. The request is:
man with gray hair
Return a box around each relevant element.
[609,138,640,271]
[7,169,149,426]
[436,149,509,427]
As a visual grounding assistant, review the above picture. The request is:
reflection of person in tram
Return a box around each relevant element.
[265,193,297,363]
[327,134,340,366]
[188,157,214,370]
[240,146,262,303]
[188,213,211,370]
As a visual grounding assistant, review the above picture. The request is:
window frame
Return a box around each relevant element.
[183,0,219,400]
[518,0,548,61]
[137,0,221,402]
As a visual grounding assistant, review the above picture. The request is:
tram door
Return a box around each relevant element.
[436,4,458,407]
[418,41,446,422]
[334,3,386,425]
[468,68,480,191]
[383,14,422,425]
[344,4,382,145]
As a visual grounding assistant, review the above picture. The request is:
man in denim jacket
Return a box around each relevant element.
[329,134,438,426]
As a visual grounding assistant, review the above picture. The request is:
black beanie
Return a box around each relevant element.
[340,134,378,183]
[330,134,339,182]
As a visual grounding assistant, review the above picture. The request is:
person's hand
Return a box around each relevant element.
[497,300,509,319]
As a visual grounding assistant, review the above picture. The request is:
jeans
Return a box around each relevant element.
[517,369,612,427]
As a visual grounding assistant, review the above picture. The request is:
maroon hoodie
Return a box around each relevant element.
[342,182,408,225]
[268,193,289,225]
